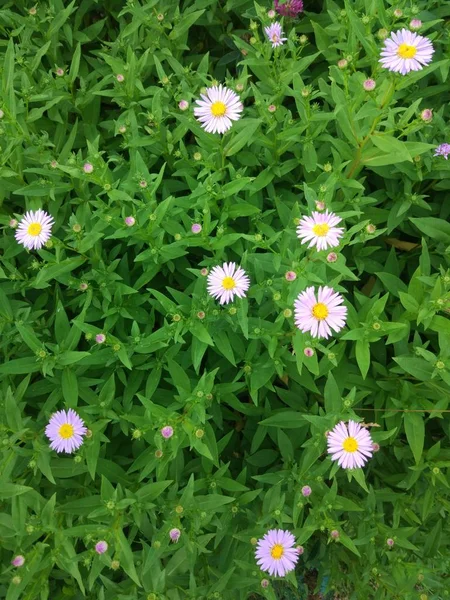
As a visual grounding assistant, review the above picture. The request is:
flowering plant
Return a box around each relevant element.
[0,0,449,598]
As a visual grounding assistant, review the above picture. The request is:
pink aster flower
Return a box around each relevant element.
[169,528,181,542]
[161,426,174,439]
[15,209,54,250]
[11,555,25,567]
[191,223,202,234]
[294,286,347,339]
[95,541,108,554]
[96,333,106,344]
[194,85,243,135]
[434,143,450,159]
[297,210,344,251]
[274,0,304,18]
[327,420,374,469]
[379,29,434,75]
[264,22,287,48]
[207,262,250,305]
[45,409,87,453]
[255,529,299,577]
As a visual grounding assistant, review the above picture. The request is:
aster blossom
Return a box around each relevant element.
[255,529,299,577]
[264,22,287,48]
[379,29,434,75]
[274,0,304,18]
[434,143,450,160]
[15,209,54,250]
[207,262,250,305]
[45,409,87,453]
[327,420,374,469]
[296,210,344,251]
[194,85,243,134]
[294,286,347,339]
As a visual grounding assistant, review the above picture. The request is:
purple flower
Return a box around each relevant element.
[301,485,312,497]
[178,100,189,111]
[95,541,108,554]
[255,529,299,577]
[294,286,347,339]
[274,0,304,18]
[45,409,87,453]
[264,22,287,48]
[191,223,202,234]
[327,420,373,469]
[363,79,376,91]
[11,555,25,567]
[379,29,434,75]
[95,334,106,344]
[434,143,450,160]
[161,426,174,439]
[83,163,94,174]
[169,528,181,542]
[303,347,314,357]
[386,538,395,547]
[125,216,135,227]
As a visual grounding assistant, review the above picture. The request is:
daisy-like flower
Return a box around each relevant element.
[327,420,374,469]
[379,29,434,75]
[294,286,347,339]
[45,409,87,453]
[15,209,54,250]
[264,22,287,48]
[207,262,250,305]
[193,85,243,135]
[255,529,299,577]
[297,210,344,251]
[434,143,450,160]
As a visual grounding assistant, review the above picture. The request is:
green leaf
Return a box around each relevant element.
[224,119,261,157]
[404,412,425,465]
[409,217,450,244]
[260,411,305,428]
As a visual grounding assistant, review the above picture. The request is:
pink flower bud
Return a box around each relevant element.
[363,78,376,91]
[83,163,94,174]
[235,83,244,92]
[420,109,433,123]
[285,271,297,281]
[200,268,208,276]
[11,555,25,567]
[116,74,125,83]
[178,100,189,111]
[301,485,312,497]
[409,19,422,31]
[161,426,174,439]
[125,216,135,227]
[191,223,202,234]
[95,334,106,344]
[9,219,18,228]
[95,541,108,554]
[304,347,314,358]
[372,442,380,452]
[386,538,395,547]
[315,201,326,211]
[296,545,304,555]
[267,9,276,18]
[169,528,181,542]
[139,179,147,188]
[268,104,276,113]
[327,252,338,263]
[330,529,340,540]
[56,68,64,77]
[261,579,269,589]
[338,59,348,69]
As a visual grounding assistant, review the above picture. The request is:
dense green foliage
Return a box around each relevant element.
[1,0,450,598]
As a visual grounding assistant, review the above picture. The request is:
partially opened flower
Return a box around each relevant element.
[95,541,108,554]
[296,210,344,251]
[45,409,87,453]
[327,420,373,469]
[264,22,287,48]
[207,262,250,305]
[15,209,54,250]
[294,286,347,339]
[434,143,450,160]
[194,85,243,134]
[379,29,434,75]
[169,528,181,543]
[255,529,299,577]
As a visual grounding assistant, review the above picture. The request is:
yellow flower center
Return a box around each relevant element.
[211,101,227,117]
[27,223,42,236]
[271,34,279,42]
[312,302,329,320]
[270,544,284,560]
[59,423,75,439]
[397,43,417,59]
[222,276,236,290]
[342,437,359,453]
[312,223,330,237]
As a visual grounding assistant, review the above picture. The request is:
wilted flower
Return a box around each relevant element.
[161,426,174,439]
[434,143,450,160]
[169,528,181,543]
[297,211,344,251]
[255,529,299,577]
[95,541,108,554]
[194,85,243,135]
[363,78,376,91]
[274,0,304,18]
[178,100,189,111]
[327,420,373,469]
[294,286,347,339]
[11,555,25,567]
[207,263,250,305]
[45,409,87,454]
[379,29,434,75]
[15,209,54,250]
[264,22,287,48]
